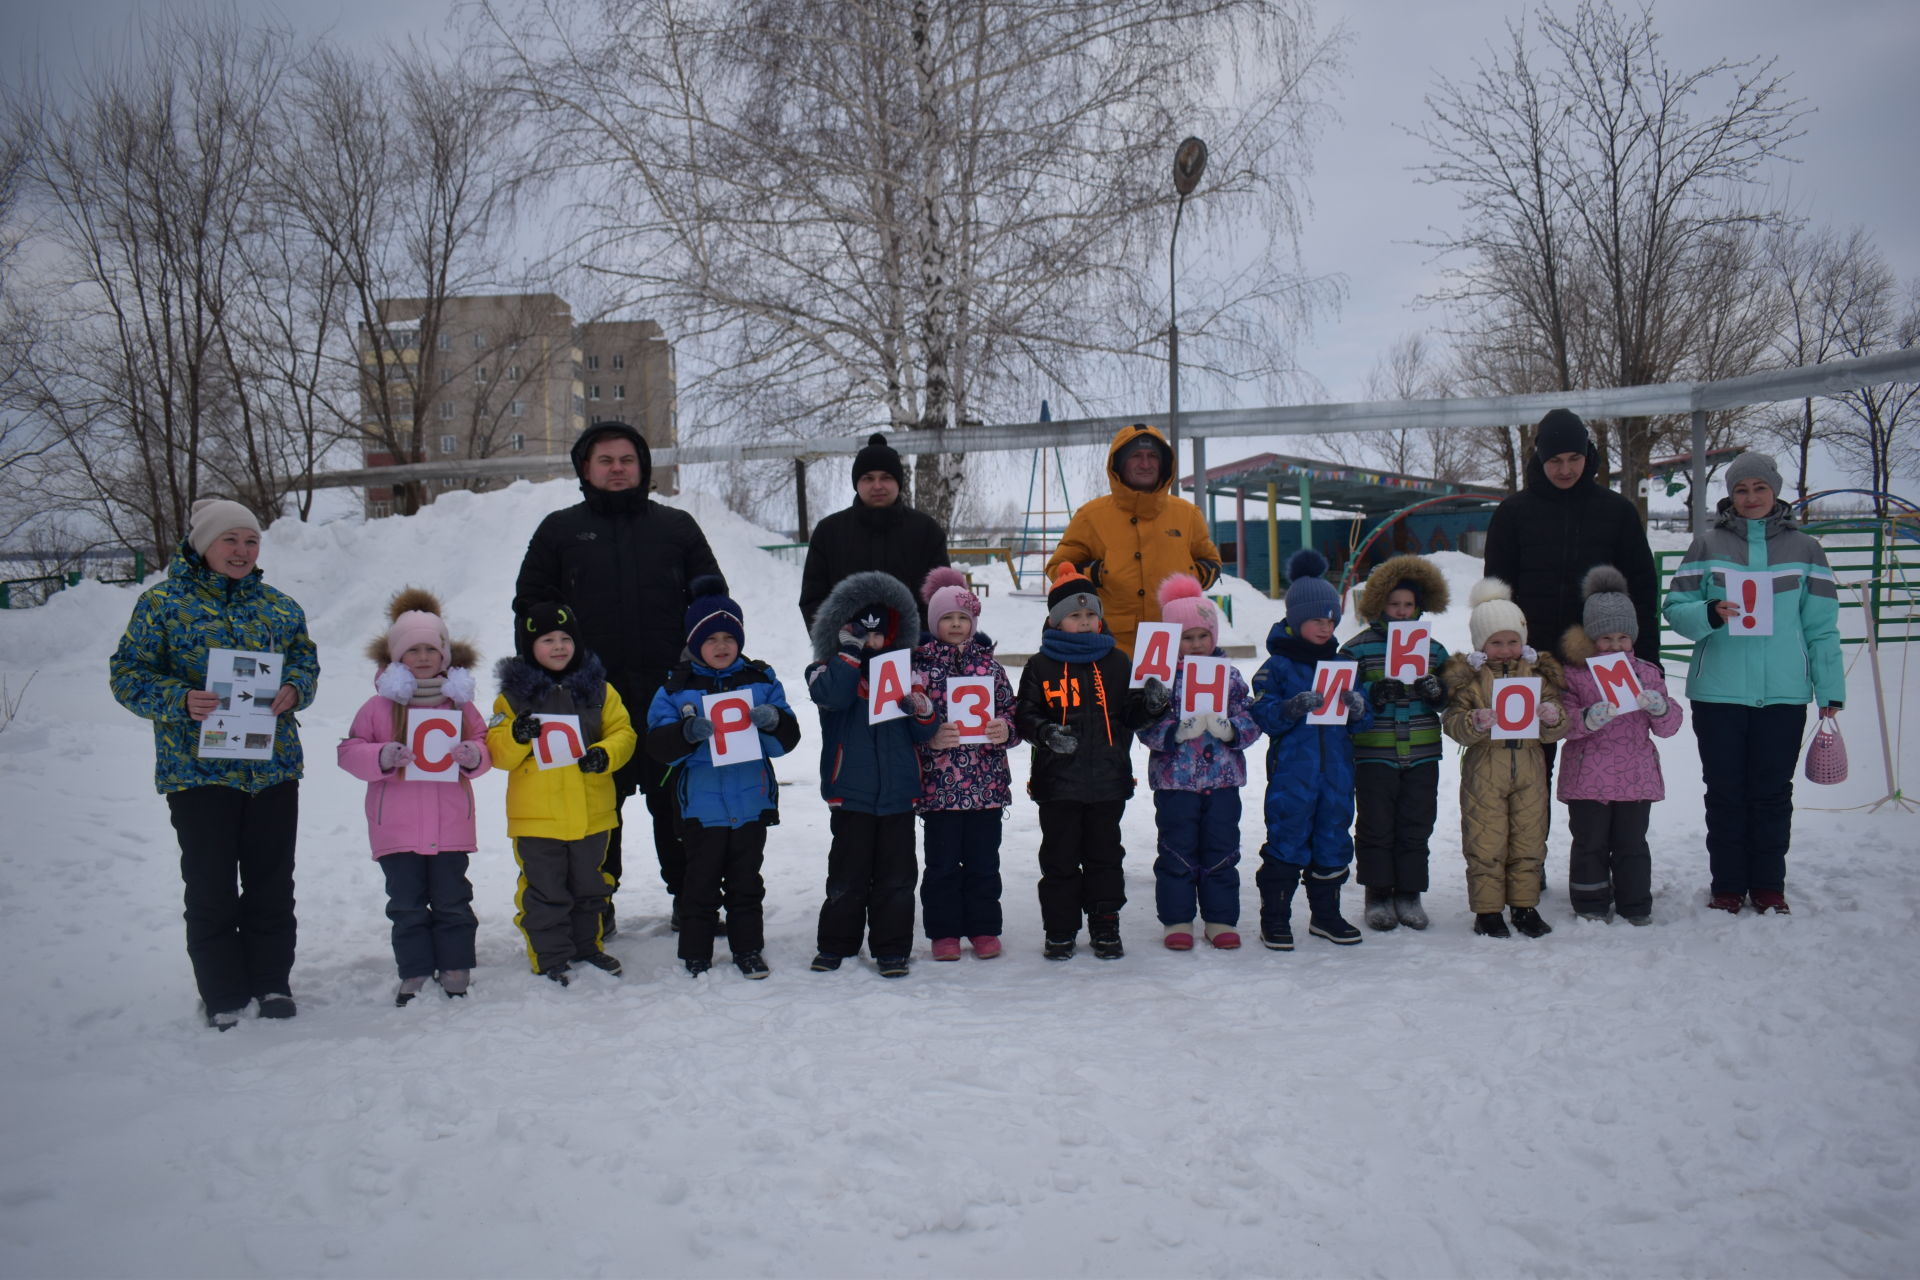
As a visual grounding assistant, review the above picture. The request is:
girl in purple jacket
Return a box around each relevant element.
[911,568,1020,961]
[1557,567,1683,925]
[337,589,492,1004]
[1136,575,1261,950]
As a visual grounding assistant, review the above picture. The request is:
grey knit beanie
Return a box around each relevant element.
[1724,451,1783,498]
[1580,566,1638,643]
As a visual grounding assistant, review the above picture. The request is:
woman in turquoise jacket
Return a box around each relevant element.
[109,501,319,1029]
[1663,454,1842,917]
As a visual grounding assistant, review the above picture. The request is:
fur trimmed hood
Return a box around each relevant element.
[1357,553,1450,620]
[1559,625,1598,664]
[493,649,610,707]
[807,569,921,663]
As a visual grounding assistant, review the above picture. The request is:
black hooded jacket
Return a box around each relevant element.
[798,497,950,629]
[513,425,722,762]
[1482,443,1659,664]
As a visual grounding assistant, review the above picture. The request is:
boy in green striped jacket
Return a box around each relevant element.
[1339,554,1452,931]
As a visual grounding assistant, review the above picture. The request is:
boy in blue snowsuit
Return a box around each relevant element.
[804,570,940,977]
[645,577,801,978]
[1248,550,1373,949]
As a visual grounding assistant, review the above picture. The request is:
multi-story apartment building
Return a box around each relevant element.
[358,292,676,517]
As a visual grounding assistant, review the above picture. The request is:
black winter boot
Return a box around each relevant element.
[1088,913,1124,960]
[1305,870,1362,945]
[1364,886,1399,931]
[1257,857,1304,951]
[1509,906,1553,938]
[1044,936,1077,961]
[1473,912,1510,938]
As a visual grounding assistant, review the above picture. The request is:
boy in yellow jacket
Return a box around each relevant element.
[488,602,637,983]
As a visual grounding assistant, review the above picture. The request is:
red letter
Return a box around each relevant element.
[868,653,908,719]
[410,716,457,773]
[536,720,583,766]
[1494,683,1536,731]
[1589,655,1642,713]
[1132,625,1176,687]
[947,679,993,738]
[1313,664,1355,717]
[1182,658,1229,716]
[1386,621,1431,680]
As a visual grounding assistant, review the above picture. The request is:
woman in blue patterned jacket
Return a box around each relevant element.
[109,500,319,1030]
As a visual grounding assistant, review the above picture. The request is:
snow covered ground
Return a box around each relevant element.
[2,479,1916,1279]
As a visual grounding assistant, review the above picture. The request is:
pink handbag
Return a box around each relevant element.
[1804,718,1848,786]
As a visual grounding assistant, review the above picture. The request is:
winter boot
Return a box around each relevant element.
[1509,906,1553,938]
[542,963,572,986]
[1304,870,1362,946]
[930,937,962,961]
[1204,922,1241,950]
[257,993,297,1019]
[205,1007,243,1032]
[395,976,427,1008]
[1392,892,1429,930]
[1708,893,1745,914]
[1473,912,1510,938]
[1364,887,1399,932]
[436,969,470,997]
[1043,936,1077,961]
[1088,912,1124,960]
[1750,890,1791,915]
[579,951,624,977]
[1257,858,1303,951]
[968,935,1002,959]
[684,958,711,977]
[809,953,843,972]
[875,955,912,978]
[1163,922,1196,951]
[734,952,770,979]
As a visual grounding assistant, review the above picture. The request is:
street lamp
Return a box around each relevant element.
[1168,136,1208,510]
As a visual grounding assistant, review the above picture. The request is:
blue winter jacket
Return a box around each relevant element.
[645,655,802,830]
[109,540,320,795]
[1248,623,1374,865]
[804,570,940,815]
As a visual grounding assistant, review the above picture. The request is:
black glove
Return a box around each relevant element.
[750,702,781,731]
[1369,678,1408,709]
[847,609,885,642]
[577,746,609,773]
[1139,676,1171,717]
[1283,689,1322,720]
[1041,724,1078,754]
[1411,674,1445,706]
[682,716,715,744]
[510,711,541,744]
[1081,560,1103,589]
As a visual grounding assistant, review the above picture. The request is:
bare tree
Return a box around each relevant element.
[1353,331,1477,482]
[1828,279,1920,512]
[1413,0,1803,513]
[486,0,1344,527]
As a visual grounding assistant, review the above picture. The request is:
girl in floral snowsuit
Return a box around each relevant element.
[911,568,1020,960]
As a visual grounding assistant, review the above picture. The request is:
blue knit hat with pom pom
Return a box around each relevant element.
[1283,548,1341,630]
[684,575,745,654]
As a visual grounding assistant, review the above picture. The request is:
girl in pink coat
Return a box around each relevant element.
[337,589,491,1004]
[1557,567,1683,925]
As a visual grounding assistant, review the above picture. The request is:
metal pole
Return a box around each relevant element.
[1266,483,1280,599]
[1856,581,1914,812]
[1689,409,1709,532]
[1298,471,1314,563]
[1235,487,1247,580]
[1168,195,1185,479]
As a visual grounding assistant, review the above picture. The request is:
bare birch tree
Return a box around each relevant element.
[485,0,1343,527]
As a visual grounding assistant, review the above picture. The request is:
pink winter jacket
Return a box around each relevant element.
[1556,633,1683,803]
[337,668,492,858]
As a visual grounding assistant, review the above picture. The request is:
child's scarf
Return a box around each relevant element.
[1039,629,1116,663]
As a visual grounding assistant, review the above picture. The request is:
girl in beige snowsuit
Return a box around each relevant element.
[1441,579,1569,939]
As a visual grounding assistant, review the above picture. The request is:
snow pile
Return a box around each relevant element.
[2,478,1917,1278]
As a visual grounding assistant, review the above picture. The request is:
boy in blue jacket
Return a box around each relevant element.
[804,570,940,977]
[646,578,801,977]
[1249,550,1373,950]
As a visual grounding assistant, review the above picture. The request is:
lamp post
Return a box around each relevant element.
[1168,136,1208,513]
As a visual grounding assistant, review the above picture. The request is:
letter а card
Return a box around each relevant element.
[1130,623,1181,689]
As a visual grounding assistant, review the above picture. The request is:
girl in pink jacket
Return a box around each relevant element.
[1557,568,1683,925]
[337,589,491,1004]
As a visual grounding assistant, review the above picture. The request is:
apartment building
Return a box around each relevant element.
[358,292,677,517]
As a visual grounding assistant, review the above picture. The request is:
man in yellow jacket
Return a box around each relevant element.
[1047,424,1223,658]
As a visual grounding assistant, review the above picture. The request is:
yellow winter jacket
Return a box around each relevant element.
[487,660,637,841]
[1046,423,1222,658]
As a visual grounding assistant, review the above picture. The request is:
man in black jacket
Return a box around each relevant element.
[798,433,950,628]
[514,422,721,930]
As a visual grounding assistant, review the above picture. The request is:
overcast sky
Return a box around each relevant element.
[6,0,1915,492]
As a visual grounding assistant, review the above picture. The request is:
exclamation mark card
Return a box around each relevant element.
[1724,571,1775,636]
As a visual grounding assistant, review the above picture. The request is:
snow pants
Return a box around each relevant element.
[513,831,612,973]
[606,751,685,905]
[1152,788,1242,926]
[379,851,477,979]
[167,781,299,1016]
[920,808,1004,940]
[1693,700,1806,898]
[1353,762,1439,894]
[1458,744,1547,913]
[817,809,917,960]
[678,821,767,963]
[1036,798,1128,940]
[1261,783,1355,870]
[1565,800,1652,919]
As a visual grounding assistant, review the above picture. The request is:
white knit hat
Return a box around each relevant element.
[1468,578,1528,652]
[187,499,262,557]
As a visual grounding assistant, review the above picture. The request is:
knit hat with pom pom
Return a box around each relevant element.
[1580,565,1638,643]
[1157,573,1218,650]
[851,433,906,490]
[384,587,452,673]
[1468,577,1529,652]
[1046,563,1103,627]
[1283,548,1341,631]
[921,566,981,628]
[684,575,745,653]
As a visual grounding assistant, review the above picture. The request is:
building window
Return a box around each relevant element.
[440,476,459,489]
[589,385,601,400]
[613,384,626,400]
[507,364,521,381]
[438,367,452,386]
[572,394,585,414]
[439,434,457,453]
[586,354,600,371]
[471,331,485,349]
[509,433,526,452]
[369,500,391,519]
[476,365,488,383]
[510,400,525,418]
[612,353,625,370]
[438,401,454,420]
[436,333,450,351]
